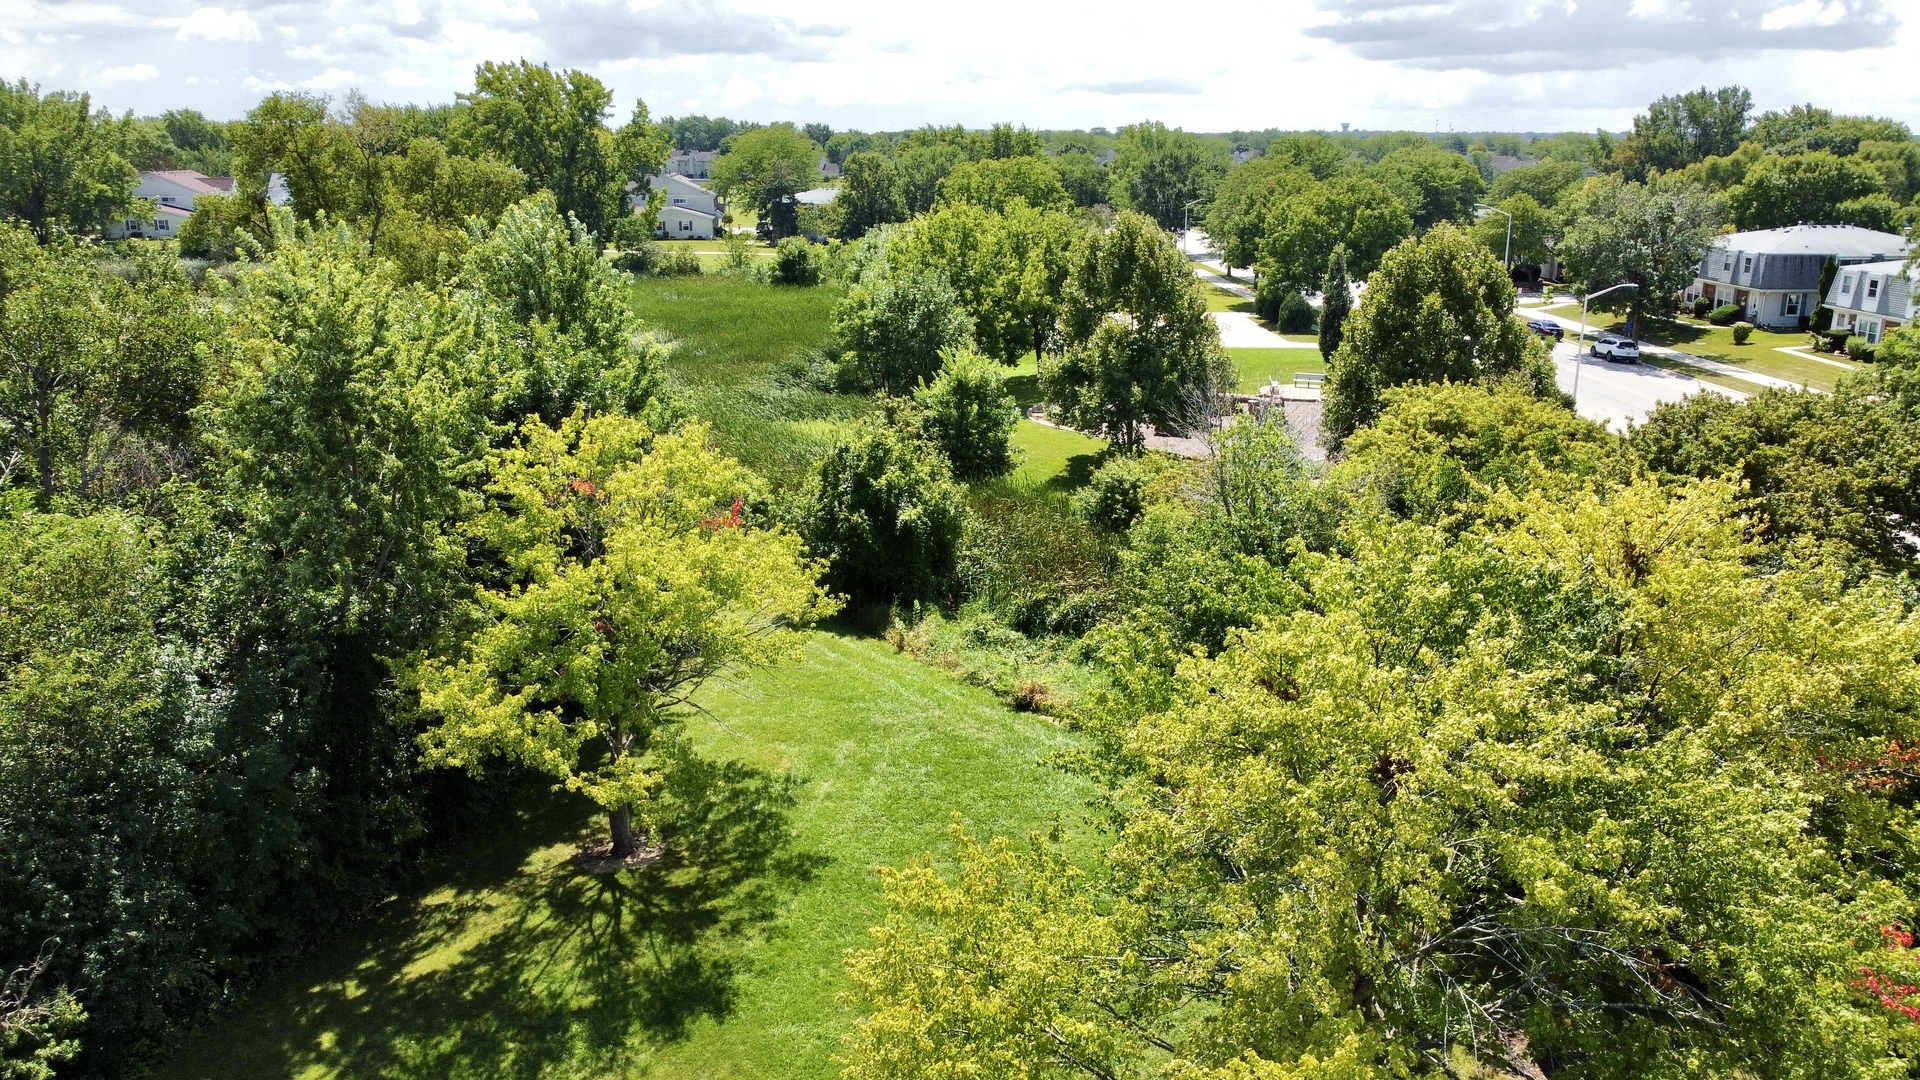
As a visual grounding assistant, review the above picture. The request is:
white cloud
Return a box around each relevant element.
[719,72,761,107]
[101,62,157,81]
[170,7,260,42]
[383,67,429,87]
[299,67,360,90]
[1762,0,1850,28]
[1627,0,1695,22]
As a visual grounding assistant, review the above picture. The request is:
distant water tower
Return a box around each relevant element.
[1341,122,1350,132]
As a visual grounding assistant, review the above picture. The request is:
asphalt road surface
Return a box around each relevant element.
[1553,339,1742,432]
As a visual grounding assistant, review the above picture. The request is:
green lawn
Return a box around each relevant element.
[1202,281,1256,314]
[149,632,1093,1080]
[1011,419,1106,488]
[1230,347,1324,392]
[630,275,870,487]
[1567,314,1859,392]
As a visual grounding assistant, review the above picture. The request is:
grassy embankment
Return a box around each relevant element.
[147,274,1099,1080]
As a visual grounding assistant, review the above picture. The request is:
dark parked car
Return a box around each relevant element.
[1526,318,1564,341]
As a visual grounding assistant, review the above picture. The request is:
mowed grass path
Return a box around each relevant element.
[149,632,1091,1080]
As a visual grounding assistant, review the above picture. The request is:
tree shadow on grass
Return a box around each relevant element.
[1046,451,1106,493]
[182,752,822,1080]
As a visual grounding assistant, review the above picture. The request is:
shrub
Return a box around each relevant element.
[1818,329,1852,353]
[1075,454,1183,534]
[1847,338,1878,362]
[1690,295,1712,319]
[831,265,974,393]
[913,349,1018,481]
[1707,303,1743,326]
[771,236,823,286]
[1275,290,1318,334]
[959,483,1117,635]
[1731,321,1754,344]
[614,242,702,277]
[801,423,968,606]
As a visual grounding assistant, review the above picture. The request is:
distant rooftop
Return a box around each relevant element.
[1714,224,1911,259]
[141,169,233,195]
[794,187,839,206]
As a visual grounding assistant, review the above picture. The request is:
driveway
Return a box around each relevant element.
[1553,340,1743,432]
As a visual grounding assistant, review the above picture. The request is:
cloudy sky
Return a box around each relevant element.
[5,0,1915,133]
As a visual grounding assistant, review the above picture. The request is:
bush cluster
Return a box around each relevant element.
[1731,320,1754,344]
[1707,302,1744,325]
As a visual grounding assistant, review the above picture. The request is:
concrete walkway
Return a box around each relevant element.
[1212,311,1318,349]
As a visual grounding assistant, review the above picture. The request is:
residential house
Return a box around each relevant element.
[1823,259,1914,344]
[666,150,716,179]
[1689,224,1910,331]
[640,172,722,239]
[819,158,841,178]
[104,202,192,240]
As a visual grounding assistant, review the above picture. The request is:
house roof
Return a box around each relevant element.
[1713,224,1911,260]
[659,205,717,220]
[670,150,717,161]
[151,204,192,218]
[1838,259,1913,278]
[794,187,839,205]
[140,170,233,195]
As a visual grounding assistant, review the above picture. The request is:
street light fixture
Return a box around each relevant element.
[1474,202,1512,272]
[1571,282,1638,407]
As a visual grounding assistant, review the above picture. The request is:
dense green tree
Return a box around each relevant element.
[825,129,880,164]
[420,413,834,857]
[1257,174,1413,294]
[894,203,1021,360]
[1050,148,1108,208]
[1487,159,1586,206]
[1750,104,1912,157]
[801,421,968,605]
[1856,138,1920,204]
[710,122,821,239]
[0,80,139,239]
[1317,244,1350,361]
[1109,121,1229,232]
[1727,150,1891,230]
[232,92,353,222]
[1324,224,1554,446]
[846,472,1920,1080]
[0,225,208,505]
[1044,212,1231,451]
[832,262,974,393]
[1613,85,1754,178]
[1000,203,1083,361]
[912,348,1018,481]
[663,114,749,152]
[1369,144,1486,230]
[934,156,1069,213]
[452,60,666,237]
[1630,375,1920,569]
[835,150,907,238]
[1559,175,1727,339]
[984,123,1045,160]
[1260,133,1351,179]
[1203,155,1313,273]
[1468,191,1557,267]
[460,194,668,422]
[898,142,970,216]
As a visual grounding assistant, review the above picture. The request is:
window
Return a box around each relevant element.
[1722,253,1732,271]
[679,220,691,232]
[1842,274,1854,295]
[673,198,686,205]
[1784,293,1800,316]
[1867,278,1880,300]
[1866,321,1882,344]
[1742,256,1752,275]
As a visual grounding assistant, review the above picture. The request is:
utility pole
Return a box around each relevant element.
[1572,282,1638,408]
[1474,202,1512,273]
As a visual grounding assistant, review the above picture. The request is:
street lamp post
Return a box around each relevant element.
[1572,282,1639,407]
[1474,202,1512,272]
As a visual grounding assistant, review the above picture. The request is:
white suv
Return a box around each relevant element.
[1592,334,1641,363]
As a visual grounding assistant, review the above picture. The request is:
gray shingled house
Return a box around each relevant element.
[1687,224,1910,331]
[1822,259,1914,345]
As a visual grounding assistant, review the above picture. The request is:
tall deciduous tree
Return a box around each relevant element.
[1727,151,1891,230]
[0,225,207,505]
[934,156,1070,213]
[1559,174,1727,340]
[1468,192,1558,268]
[1109,122,1229,232]
[420,413,835,857]
[1369,144,1486,231]
[835,150,907,239]
[1257,174,1413,295]
[1324,223,1554,446]
[913,348,1019,481]
[1044,211,1232,451]
[1204,155,1313,274]
[1613,85,1754,178]
[0,80,139,239]
[453,60,665,238]
[710,122,822,240]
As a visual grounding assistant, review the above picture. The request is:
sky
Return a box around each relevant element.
[4,0,1917,134]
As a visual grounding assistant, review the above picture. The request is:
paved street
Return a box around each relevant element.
[1552,339,1742,432]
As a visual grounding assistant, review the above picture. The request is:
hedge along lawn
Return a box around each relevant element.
[629,274,873,488]
[149,631,1095,1080]
[1230,347,1324,392]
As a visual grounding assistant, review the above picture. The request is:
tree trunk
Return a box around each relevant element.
[609,803,637,858]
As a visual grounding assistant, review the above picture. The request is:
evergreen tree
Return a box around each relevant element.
[1318,244,1350,362]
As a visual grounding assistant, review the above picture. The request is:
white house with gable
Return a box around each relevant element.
[637,173,723,240]
[1689,224,1910,331]
[1823,260,1915,345]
